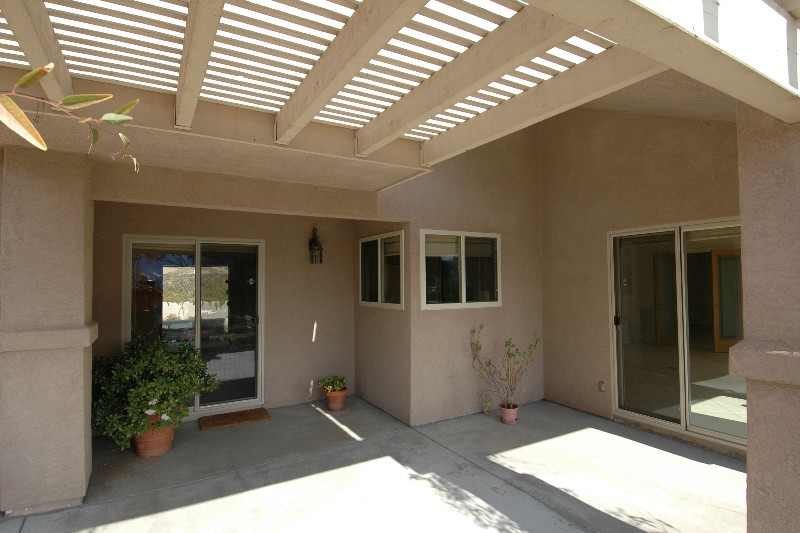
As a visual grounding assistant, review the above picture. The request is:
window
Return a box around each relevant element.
[421,230,501,309]
[360,231,403,308]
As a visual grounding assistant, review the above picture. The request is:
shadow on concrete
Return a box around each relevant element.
[4,398,745,532]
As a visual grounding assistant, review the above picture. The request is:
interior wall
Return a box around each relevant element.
[539,109,740,418]
[377,127,544,426]
[93,201,356,408]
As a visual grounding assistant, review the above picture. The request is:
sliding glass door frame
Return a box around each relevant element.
[608,218,745,448]
[678,222,746,446]
[123,235,266,417]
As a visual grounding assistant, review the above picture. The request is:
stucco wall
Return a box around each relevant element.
[93,202,356,408]
[0,147,94,514]
[730,104,800,533]
[377,127,544,426]
[353,221,412,423]
[539,109,739,418]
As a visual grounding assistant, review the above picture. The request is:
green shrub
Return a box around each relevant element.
[92,335,219,450]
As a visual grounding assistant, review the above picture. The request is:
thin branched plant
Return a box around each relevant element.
[0,63,139,171]
[471,325,539,413]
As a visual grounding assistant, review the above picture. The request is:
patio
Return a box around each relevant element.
[0,399,745,533]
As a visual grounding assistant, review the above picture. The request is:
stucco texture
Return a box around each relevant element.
[378,127,543,426]
[0,147,94,514]
[92,202,356,408]
[538,109,739,418]
[731,104,800,533]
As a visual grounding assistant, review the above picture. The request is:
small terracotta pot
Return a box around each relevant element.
[326,389,347,412]
[499,403,519,425]
[134,415,175,457]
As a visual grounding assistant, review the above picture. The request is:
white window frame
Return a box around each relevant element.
[359,230,404,310]
[123,235,266,417]
[420,230,502,310]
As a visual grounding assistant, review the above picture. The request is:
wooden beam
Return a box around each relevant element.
[0,0,71,100]
[356,7,579,157]
[422,46,666,165]
[175,0,224,130]
[530,0,800,124]
[274,0,427,145]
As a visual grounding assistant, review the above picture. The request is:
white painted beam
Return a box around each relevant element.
[530,0,800,124]
[274,0,427,145]
[422,46,666,166]
[356,6,579,157]
[0,0,71,100]
[175,0,224,130]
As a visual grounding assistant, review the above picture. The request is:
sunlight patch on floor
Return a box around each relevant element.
[81,457,528,532]
[312,404,364,441]
[488,428,745,533]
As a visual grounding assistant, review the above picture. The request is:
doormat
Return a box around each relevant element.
[198,408,271,431]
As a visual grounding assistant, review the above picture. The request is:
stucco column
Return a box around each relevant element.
[730,104,800,533]
[0,146,97,515]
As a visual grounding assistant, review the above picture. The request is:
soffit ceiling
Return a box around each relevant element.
[0,1,748,189]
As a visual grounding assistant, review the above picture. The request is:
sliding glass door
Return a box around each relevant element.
[129,239,262,411]
[614,232,682,423]
[613,224,745,443]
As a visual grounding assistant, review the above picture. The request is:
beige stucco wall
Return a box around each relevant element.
[0,147,95,514]
[375,128,544,426]
[353,221,412,423]
[93,202,356,408]
[730,104,800,533]
[538,109,739,418]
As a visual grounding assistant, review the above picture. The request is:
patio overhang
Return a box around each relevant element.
[0,0,796,190]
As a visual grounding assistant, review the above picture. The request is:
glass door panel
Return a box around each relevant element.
[684,228,746,439]
[131,244,196,343]
[198,243,259,406]
[615,233,681,423]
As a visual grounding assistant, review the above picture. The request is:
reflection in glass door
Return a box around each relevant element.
[130,240,260,410]
[613,225,745,442]
[614,232,682,423]
[199,243,258,406]
[684,228,745,439]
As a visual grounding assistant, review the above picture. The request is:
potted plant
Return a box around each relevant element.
[470,325,539,424]
[317,375,347,412]
[92,334,219,457]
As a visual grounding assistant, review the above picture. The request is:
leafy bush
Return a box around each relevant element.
[92,335,219,450]
[318,375,347,392]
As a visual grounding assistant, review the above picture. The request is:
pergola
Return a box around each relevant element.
[0,0,797,188]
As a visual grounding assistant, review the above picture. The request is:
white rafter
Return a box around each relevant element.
[175,0,224,130]
[0,0,71,100]
[421,46,667,166]
[529,0,800,124]
[356,6,579,157]
[274,0,428,145]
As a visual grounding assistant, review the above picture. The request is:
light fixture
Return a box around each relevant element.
[309,227,323,264]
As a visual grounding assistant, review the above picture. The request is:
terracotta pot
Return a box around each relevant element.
[133,416,175,457]
[499,403,519,425]
[326,389,347,412]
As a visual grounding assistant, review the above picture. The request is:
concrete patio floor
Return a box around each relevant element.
[0,399,745,533]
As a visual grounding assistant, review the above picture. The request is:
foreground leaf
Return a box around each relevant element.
[16,63,54,88]
[60,94,113,110]
[101,113,133,125]
[114,98,139,115]
[0,95,46,150]
[89,127,99,153]
[119,132,130,150]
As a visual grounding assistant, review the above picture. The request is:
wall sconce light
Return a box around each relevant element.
[309,227,323,264]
